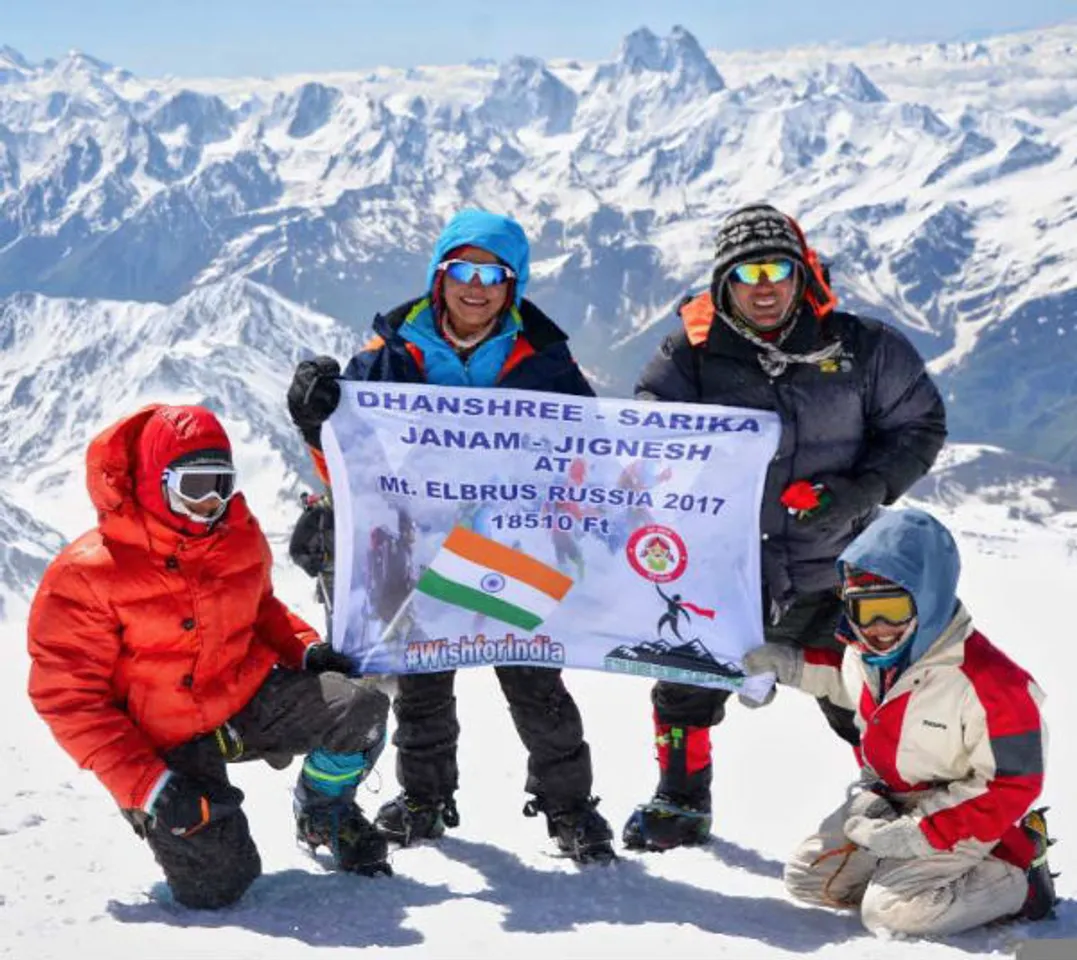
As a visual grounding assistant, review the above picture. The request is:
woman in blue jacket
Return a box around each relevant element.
[286,209,613,863]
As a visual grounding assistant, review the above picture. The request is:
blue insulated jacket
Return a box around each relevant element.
[344,297,594,398]
[397,298,521,388]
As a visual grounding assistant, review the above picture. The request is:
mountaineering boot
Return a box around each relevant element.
[295,797,391,875]
[625,719,714,851]
[1020,806,1059,921]
[293,747,391,876]
[524,796,616,864]
[622,794,713,851]
[374,793,460,847]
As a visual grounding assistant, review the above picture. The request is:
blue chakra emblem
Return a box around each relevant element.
[480,572,506,594]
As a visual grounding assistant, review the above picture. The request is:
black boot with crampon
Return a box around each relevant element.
[374,793,460,846]
[524,795,616,864]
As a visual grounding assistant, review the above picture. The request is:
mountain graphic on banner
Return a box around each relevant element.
[605,637,746,679]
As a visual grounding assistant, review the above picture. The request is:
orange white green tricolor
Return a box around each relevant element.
[415,526,573,630]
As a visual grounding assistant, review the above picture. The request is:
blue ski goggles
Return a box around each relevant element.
[438,259,515,286]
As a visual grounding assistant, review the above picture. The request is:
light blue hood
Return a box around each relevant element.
[425,208,531,304]
[837,508,961,665]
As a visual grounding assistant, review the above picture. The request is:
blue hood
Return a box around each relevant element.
[425,209,531,304]
[838,508,961,665]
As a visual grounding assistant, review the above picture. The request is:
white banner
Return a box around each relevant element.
[323,383,780,697]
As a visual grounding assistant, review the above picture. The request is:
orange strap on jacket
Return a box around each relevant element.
[680,292,716,346]
[498,336,537,380]
[309,446,330,486]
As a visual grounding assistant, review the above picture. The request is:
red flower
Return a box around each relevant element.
[780,480,822,512]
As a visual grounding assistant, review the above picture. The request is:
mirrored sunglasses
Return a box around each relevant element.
[844,589,916,629]
[439,259,515,286]
[163,464,237,505]
[731,260,795,285]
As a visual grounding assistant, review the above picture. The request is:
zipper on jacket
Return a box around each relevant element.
[767,373,798,544]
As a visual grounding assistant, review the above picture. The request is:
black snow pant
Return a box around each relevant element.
[125,668,389,910]
[393,666,592,813]
[651,589,860,805]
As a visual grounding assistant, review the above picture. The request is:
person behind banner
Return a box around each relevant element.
[624,203,947,852]
[742,508,1057,935]
[27,405,393,909]
[285,208,615,863]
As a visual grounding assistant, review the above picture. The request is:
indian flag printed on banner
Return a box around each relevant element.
[415,526,574,631]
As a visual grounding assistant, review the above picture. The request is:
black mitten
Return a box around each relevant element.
[287,356,342,446]
[303,642,355,676]
[150,773,244,837]
[289,496,334,577]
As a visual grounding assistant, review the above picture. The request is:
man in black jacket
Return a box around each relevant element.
[623,203,947,852]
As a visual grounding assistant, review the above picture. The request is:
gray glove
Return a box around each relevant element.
[738,685,777,710]
[742,643,805,688]
[844,815,934,859]
[846,786,898,822]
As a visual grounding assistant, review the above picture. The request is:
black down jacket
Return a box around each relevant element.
[636,292,946,610]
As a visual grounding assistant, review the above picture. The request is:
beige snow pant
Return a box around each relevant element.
[784,795,1028,936]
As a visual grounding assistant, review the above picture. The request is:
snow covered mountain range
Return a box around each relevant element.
[1,23,1076,604]
[2,27,1076,959]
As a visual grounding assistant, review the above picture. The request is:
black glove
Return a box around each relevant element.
[289,495,334,577]
[303,641,355,675]
[795,472,888,537]
[150,773,244,837]
[287,356,342,444]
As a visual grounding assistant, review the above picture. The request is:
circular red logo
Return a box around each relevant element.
[626,525,688,583]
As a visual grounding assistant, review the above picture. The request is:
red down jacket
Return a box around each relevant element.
[27,405,317,809]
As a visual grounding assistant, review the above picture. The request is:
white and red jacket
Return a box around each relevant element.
[799,605,1046,867]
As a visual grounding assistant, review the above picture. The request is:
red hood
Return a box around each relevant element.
[86,404,241,545]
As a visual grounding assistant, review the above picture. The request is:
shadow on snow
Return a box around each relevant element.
[107,870,451,949]
[438,836,862,952]
[106,840,1077,955]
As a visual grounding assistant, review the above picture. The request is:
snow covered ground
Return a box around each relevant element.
[2,494,1075,959]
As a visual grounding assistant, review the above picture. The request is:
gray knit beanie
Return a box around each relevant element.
[707,204,843,376]
[711,204,805,292]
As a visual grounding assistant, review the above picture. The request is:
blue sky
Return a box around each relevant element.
[1,0,1073,77]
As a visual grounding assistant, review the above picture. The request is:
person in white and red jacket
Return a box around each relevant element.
[743,507,1056,936]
